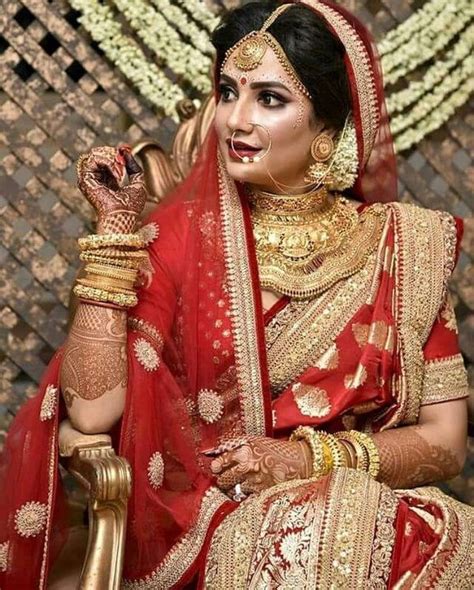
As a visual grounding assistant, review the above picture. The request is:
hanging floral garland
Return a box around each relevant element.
[112,0,213,93]
[174,0,220,33]
[69,0,185,120]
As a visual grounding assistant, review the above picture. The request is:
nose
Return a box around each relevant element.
[226,97,255,136]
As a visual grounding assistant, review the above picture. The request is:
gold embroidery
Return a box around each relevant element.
[40,384,58,421]
[315,343,339,370]
[0,541,8,573]
[344,365,368,389]
[147,451,164,490]
[387,204,455,427]
[14,501,48,538]
[422,354,469,406]
[123,487,228,589]
[292,383,331,417]
[265,299,308,349]
[133,337,160,372]
[352,320,392,351]
[303,1,379,166]
[218,154,266,436]
[198,389,224,424]
[137,222,160,246]
[128,317,164,351]
[440,293,458,333]
[368,486,398,589]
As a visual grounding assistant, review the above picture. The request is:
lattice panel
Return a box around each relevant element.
[0,0,472,504]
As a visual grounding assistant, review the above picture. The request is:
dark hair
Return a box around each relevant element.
[211,0,352,131]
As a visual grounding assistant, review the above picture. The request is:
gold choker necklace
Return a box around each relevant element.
[248,188,384,299]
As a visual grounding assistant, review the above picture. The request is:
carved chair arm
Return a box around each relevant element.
[59,420,132,590]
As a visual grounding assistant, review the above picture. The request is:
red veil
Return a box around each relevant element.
[0,2,398,588]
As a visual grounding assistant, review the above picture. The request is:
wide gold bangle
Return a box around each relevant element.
[290,426,331,478]
[85,263,137,282]
[73,284,138,308]
[79,274,136,293]
[335,431,368,472]
[78,233,145,251]
[319,432,347,468]
[350,431,380,479]
[86,247,148,259]
[337,438,358,468]
[79,252,143,270]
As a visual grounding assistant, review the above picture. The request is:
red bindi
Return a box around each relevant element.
[240,76,247,85]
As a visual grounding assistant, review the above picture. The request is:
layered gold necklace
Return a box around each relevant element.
[248,187,385,299]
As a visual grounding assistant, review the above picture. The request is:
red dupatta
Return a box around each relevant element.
[0,2,401,587]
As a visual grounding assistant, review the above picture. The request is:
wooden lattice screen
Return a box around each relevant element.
[0,0,472,504]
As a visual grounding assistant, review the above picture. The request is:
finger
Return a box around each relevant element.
[216,465,246,490]
[210,451,236,474]
[123,151,143,181]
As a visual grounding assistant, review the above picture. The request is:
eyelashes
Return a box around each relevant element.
[218,84,287,108]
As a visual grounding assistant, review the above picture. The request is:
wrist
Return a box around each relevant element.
[97,210,139,235]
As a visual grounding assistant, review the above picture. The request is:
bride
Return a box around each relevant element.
[1,1,472,588]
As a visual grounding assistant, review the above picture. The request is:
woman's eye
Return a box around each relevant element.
[259,91,285,107]
[219,84,236,102]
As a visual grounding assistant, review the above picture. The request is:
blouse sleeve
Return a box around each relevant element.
[420,243,469,408]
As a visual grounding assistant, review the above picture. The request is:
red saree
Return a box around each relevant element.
[0,1,472,588]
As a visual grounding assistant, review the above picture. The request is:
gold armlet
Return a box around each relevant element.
[290,426,332,478]
[78,233,145,250]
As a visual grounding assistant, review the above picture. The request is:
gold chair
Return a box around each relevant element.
[54,96,214,589]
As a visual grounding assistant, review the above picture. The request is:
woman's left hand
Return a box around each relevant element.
[210,436,312,496]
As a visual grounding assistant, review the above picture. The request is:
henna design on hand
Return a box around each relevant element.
[373,426,461,489]
[60,304,127,405]
[211,437,311,496]
[76,146,147,232]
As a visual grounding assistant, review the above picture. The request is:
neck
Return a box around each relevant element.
[247,185,333,216]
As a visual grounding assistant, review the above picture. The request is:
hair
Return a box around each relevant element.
[211,0,352,131]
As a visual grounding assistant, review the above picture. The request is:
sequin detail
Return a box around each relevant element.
[14,502,48,538]
[148,451,164,490]
[198,389,224,424]
[133,338,160,371]
[40,384,58,421]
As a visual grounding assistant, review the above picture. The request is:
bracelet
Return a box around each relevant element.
[77,297,124,311]
[79,252,143,270]
[338,438,358,469]
[85,263,137,282]
[319,432,347,468]
[335,431,380,478]
[86,247,148,259]
[78,233,145,251]
[78,274,136,293]
[73,284,138,308]
[290,426,332,478]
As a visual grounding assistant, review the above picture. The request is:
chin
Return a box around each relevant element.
[224,159,267,185]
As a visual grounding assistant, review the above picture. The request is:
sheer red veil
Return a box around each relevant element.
[0,2,398,588]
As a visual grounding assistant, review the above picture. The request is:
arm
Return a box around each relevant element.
[61,146,147,434]
[373,398,467,489]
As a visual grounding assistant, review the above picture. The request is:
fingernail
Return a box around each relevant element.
[210,460,221,474]
[124,152,142,174]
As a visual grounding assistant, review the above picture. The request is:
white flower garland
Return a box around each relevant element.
[395,75,474,152]
[112,0,212,93]
[175,0,220,34]
[382,1,473,86]
[379,0,450,57]
[391,56,473,136]
[387,23,474,115]
[69,0,184,119]
[150,0,214,56]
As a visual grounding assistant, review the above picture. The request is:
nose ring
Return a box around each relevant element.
[230,123,272,164]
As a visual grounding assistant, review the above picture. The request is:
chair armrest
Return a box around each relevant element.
[59,420,132,590]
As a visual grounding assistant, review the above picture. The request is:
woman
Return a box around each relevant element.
[0,1,472,588]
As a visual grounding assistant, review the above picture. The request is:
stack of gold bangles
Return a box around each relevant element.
[73,232,147,308]
[290,426,380,479]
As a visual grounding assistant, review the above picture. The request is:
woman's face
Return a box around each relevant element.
[215,44,327,194]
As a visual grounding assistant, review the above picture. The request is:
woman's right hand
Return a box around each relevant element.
[76,145,147,233]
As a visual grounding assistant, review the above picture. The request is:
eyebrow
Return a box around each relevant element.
[220,73,291,93]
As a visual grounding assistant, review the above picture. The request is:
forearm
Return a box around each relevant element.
[372,411,467,489]
[60,302,128,434]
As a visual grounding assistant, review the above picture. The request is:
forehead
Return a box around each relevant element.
[221,45,299,92]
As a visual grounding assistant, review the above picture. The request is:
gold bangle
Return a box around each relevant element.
[86,247,148,259]
[85,263,137,282]
[319,433,347,468]
[77,278,136,296]
[290,426,331,478]
[334,432,369,472]
[79,252,143,270]
[348,431,380,479]
[338,439,358,469]
[79,274,136,293]
[73,284,138,308]
[78,233,145,251]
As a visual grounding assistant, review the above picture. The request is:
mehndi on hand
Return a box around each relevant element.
[210,436,312,496]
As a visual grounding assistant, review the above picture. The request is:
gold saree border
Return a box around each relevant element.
[302,1,379,166]
[386,204,457,428]
[421,354,469,406]
[39,421,58,589]
[217,153,266,436]
[395,487,474,589]
[122,487,228,589]
[368,485,398,589]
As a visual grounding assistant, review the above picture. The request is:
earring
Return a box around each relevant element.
[304,134,334,185]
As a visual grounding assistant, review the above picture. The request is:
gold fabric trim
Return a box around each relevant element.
[133,337,160,372]
[396,487,474,589]
[14,501,48,538]
[128,316,164,351]
[421,354,469,406]
[368,485,398,589]
[0,541,8,573]
[40,384,58,422]
[218,153,266,436]
[303,1,379,166]
[147,451,164,490]
[123,487,228,589]
[441,294,458,333]
[292,383,331,417]
[39,420,57,588]
[198,389,224,424]
[387,204,456,427]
